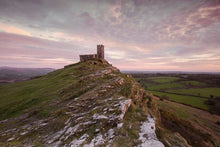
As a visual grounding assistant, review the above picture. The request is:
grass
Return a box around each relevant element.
[148,90,209,110]
[146,82,185,90]
[154,98,220,147]
[147,76,180,83]
[155,99,191,119]
[111,102,148,146]
[0,70,76,120]
[0,59,110,120]
[145,80,206,91]
[167,88,220,98]
[180,81,206,87]
[132,74,220,146]
[133,75,217,111]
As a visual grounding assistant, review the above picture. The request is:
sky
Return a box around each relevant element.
[0,0,220,71]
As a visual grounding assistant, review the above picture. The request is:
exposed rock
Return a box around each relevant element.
[118,99,132,120]
[92,114,108,120]
[137,115,165,147]
[0,59,163,146]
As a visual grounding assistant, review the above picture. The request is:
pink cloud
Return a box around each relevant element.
[0,22,31,36]
[0,32,82,68]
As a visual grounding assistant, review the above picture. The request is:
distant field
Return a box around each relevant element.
[133,73,220,146]
[147,76,180,83]
[180,81,206,87]
[133,74,220,111]
[167,87,220,98]
[144,80,206,91]
[148,90,209,110]
[145,82,184,90]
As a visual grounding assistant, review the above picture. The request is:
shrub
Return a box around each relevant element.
[159,95,169,101]
[209,101,220,115]
[147,97,152,108]
[204,99,215,105]
[162,95,169,100]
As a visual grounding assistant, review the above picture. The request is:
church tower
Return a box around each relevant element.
[97,44,104,59]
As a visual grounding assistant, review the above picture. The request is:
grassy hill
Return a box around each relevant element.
[0,60,219,146]
[0,62,109,120]
[0,59,163,146]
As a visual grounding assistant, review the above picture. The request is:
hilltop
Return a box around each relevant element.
[0,59,164,146]
[0,59,219,146]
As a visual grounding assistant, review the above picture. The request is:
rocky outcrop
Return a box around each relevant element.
[118,99,131,120]
[138,115,164,147]
[0,59,161,146]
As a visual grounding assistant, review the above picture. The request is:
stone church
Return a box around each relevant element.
[79,45,104,62]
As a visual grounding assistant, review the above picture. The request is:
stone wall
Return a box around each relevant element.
[80,54,97,62]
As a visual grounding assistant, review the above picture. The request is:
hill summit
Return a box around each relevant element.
[0,59,165,146]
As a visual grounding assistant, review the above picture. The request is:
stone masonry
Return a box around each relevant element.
[80,44,104,62]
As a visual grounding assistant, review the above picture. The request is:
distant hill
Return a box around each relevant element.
[0,67,54,83]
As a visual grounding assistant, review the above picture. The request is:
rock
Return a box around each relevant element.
[0,60,162,147]
[137,115,165,147]
[118,99,132,120]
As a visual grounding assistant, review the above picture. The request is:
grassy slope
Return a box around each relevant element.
[148,90,209,110]
[153,97,220,147]
[0,59,160,146]
[133,75,220,146]
[0,60,108,120]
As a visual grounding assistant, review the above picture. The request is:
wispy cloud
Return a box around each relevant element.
[0,0,219,71]
[0,22,31,36]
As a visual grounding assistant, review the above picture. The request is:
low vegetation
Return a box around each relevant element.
[0,59,156,146]
[132,73,220,113]
[1,61,219,146]
[131,73,220,146]
[152,98,220,147]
